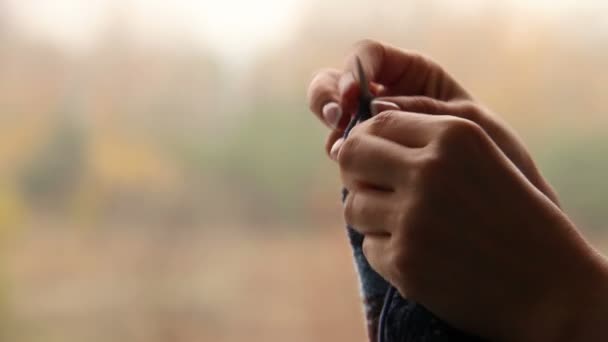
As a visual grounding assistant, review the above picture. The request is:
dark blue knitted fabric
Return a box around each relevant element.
[381,287,485,342]
[345,226,389,340]
[345,225,484,342]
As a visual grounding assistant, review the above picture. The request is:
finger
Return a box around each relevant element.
[361,234,392,281]
[344,189,399,235]
[344,40,457,96]
[336,72,386,119]
[371,96,450,116]
[370,97,525,167]
[336,133,410,191]
[329,137,343,161]
[372,96,481,122]
[339,40,469,111]
[307,68,346,129]
[369,97,527,172]
[337,71,360,117]
[353,110,437,148]
[325,130,344,160]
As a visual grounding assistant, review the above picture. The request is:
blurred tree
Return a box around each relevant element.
[19,110,87,215]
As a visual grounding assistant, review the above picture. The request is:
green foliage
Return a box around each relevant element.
[173,101,328,225]
[19,114,86,211]
[538,132,608,233]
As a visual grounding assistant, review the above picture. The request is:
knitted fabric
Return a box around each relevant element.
[346,224,484,342]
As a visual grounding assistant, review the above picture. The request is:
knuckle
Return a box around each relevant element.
[305,73,322,102]
[437,117,485,148]
[350,39,385,71]
[337,134,363,169]
[353,38,383,54]
[405,150,445,193]
[361,237,373,259]
[454,100,483,122]
[343,192,356,226]
[307,82,335,113]
[364,110,399,136]
[362,239,383,276]
[412,51,435,69]
[405,97,441,114]
[408,50,443,74]
[416,152,446,184]
[325,132,340,156]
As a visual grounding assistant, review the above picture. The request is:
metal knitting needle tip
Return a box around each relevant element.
[355,56,372,100]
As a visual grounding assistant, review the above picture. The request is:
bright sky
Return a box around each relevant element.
[5,0,608,57]
[5,0,302,60]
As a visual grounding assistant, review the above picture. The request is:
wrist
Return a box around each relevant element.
[516,247,608,342]
[561,253,608,342]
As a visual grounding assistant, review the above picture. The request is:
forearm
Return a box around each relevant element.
[490,206,608,342]
[539,251,608,342]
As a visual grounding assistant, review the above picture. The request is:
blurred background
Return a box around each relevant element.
[1,0,608,341]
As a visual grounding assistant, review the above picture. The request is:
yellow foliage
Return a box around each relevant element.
[0,183,25,234]
[0,116,53,172]
[88,129,180,191]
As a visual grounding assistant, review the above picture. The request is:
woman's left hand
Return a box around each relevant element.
[334,109,608,341]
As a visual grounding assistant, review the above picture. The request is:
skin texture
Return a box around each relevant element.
[306,39,608,341]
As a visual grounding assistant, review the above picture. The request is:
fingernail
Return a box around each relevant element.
[322,102,342,129]
[371,100,400,115]
[338,72,356,96]
[330,138,344,161]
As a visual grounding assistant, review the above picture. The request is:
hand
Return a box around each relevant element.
[306,39,559,205]
[336,110,608,341]
[306,40,608,340]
